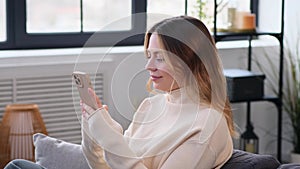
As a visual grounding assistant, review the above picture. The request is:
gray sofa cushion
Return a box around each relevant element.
[33,133,90,169]
[221,149,281,169]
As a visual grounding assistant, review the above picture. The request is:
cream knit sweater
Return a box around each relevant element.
[81,89,233,169]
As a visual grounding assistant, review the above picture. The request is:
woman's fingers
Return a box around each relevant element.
[88,88,102,108]
[80,90,108,119]
[81,103,97,119]
[80,100,89,118]
[83,103,95,114]
[103,105,109,111]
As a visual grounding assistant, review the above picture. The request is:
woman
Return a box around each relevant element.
[81,15,235,169]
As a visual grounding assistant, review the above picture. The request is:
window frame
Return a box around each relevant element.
[0,0,259,50]
[0,0,147,49]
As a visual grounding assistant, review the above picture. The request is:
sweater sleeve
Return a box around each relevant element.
[81,117,111,169]
[85,108,148,169]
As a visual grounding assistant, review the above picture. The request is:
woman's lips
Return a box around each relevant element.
[151,75,162,82]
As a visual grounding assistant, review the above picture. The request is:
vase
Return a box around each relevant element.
[291,152,300,163]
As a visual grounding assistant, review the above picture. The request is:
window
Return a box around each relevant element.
[0,0,6,42]
[0,0,258,50]
[26,0,82,33]
[147,0,256,33]
[147,0,186,25]
[147,0,200,29]
[26,0,132,33]
[0,0,146,49]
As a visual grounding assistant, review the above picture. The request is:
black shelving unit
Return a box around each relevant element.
[212,0,285,161]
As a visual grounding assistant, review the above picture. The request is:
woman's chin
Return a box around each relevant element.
[152,84,165,91]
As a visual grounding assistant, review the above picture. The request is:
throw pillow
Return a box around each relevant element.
[33,133,90,169]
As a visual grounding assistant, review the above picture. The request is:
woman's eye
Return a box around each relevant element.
[145,51,165,62]
[156,58,165,62]
[155,52,165,62]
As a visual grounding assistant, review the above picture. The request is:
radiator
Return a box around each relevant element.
[0,73,104,144]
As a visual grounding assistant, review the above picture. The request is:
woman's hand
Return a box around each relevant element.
[81,88,108,119]
[80,88,123,134]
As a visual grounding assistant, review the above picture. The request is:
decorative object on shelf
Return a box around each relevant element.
[227,0,237,30]
[240,121,259,154]
[0,104,48,168]
[224,69,265,102]
[212,0,257,32]
[234,11,256,32]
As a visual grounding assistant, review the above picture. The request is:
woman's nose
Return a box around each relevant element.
[147,67,157,72]
[145,58,157,71]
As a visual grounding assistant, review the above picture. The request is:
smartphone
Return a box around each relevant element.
[72,71,98,110]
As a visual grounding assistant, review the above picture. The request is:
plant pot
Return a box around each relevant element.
[291,152,300,163]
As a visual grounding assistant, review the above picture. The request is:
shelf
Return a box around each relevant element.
[212,0,285,161]
[213,29,282,41]
[230,96,280,104]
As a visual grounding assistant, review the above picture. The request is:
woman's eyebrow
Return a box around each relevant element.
[146,48,163,54]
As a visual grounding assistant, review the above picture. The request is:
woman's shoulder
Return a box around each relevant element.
[197,105,222,116]
[194,106,227,131]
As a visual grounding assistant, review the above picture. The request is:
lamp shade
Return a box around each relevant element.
[0,104,48,168]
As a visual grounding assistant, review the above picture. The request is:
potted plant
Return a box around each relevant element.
[255,35,300,162]
[195,0,213,29]
[284,36,300,162]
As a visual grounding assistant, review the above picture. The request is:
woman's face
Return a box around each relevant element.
[145,33,179,92]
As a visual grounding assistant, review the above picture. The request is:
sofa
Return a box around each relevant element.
[32,133,300,169]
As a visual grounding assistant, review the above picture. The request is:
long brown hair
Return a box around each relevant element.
[144,16,235,136]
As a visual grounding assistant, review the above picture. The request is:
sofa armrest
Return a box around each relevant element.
[278,163,300,169]
[221,149,281,169]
